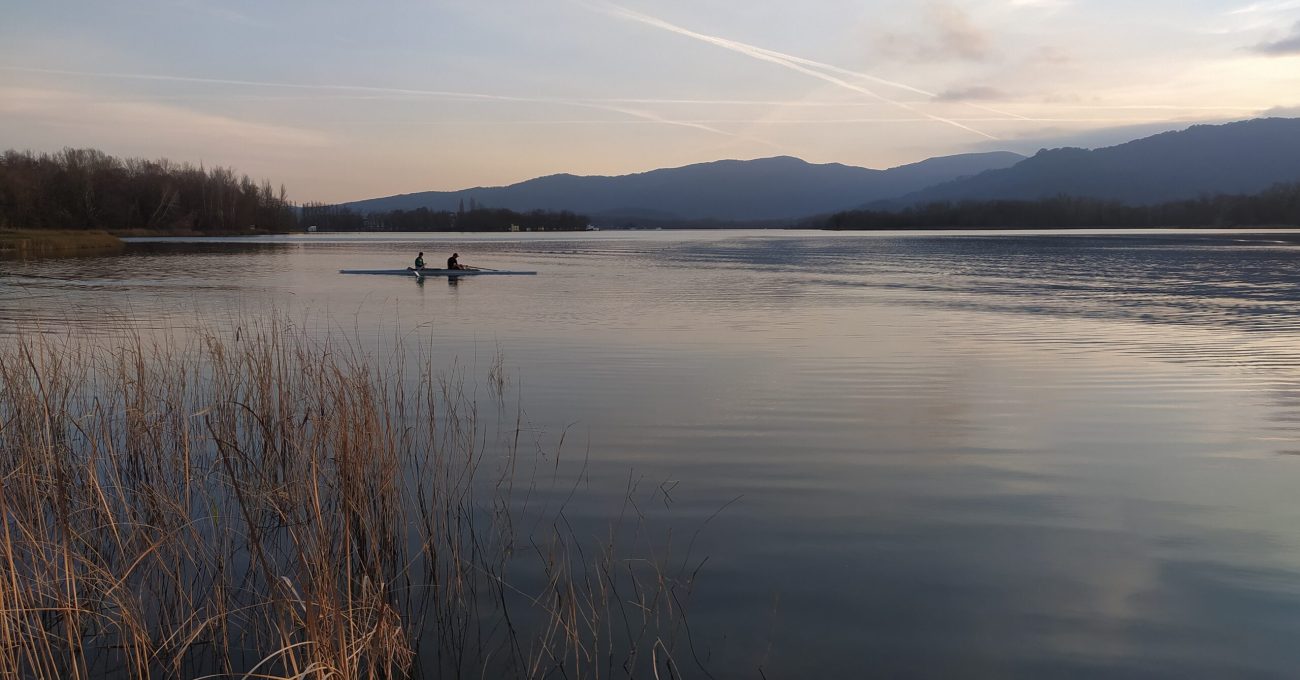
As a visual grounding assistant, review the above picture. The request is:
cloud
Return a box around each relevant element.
[1253,21,1300,54]
[1031,45,1073,65]
[929,2,993,60]
[1260,104,1300,116]
[934,86,1010,102]
[876,2,994,63]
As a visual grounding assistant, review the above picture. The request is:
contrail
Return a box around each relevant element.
[14,86,1267,113]
[581,3,1030,123]
[0,65,552,102]
[9,65,1247,128]
[1053,104,1263,111]
[588,2,1000,139]
[591,98,1263,114]
[601,105,725,132]
[731,44,1033,122]
[1228,0,1300,14]
[0,65,771,143]
[333,116,1219,126]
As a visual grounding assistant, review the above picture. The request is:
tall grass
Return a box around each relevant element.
[0,230,123,257]
[0,318,710,679]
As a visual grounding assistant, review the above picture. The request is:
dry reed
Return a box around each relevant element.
[0,316,710,679]
[0,231,123,257]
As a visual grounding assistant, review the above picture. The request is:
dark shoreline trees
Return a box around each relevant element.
[300,204,591,232]
[823,183,1300,230]
[0,148,296,233]
[0,144,593,234]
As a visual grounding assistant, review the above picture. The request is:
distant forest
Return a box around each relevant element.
[0,148,296,233]
[300,204,591,232]
[823,183,1300,230]
[0,147,590,234]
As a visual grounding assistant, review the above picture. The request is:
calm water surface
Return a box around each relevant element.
[6,230,1300,677]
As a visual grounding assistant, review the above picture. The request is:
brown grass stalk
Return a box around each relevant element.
[0,315,711,679]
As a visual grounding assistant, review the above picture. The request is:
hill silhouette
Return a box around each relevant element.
[344,152,1024,222]
[887,118,1300,207]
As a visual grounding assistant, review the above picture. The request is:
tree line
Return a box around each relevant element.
[823,183,1300,230]
[300,204,591,232]
[0,148,296,233]
[0,147,592,234]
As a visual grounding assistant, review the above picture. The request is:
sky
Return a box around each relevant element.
[2,0,1299,203]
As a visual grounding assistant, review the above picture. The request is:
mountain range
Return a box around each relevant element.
[886,118,1300,209]
[345,153,1025,222]
[344,117,1300,223]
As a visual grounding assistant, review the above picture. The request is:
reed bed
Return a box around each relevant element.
[0,318,709,679]
[0,230,123,257]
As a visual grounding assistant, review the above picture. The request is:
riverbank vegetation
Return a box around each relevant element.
[0,319,708,678]
[0,229,123,256]
[0,148,296,234]
[824,182,1300,230]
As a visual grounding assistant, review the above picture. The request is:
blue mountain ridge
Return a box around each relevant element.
[344,118,1300,222]
[884,118,1300,208]
[344,152,1025,222]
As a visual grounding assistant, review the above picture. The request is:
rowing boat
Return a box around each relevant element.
[339,269,537,277]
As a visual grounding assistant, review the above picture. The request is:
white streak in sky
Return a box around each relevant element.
[4,65,1262,129]
[29,90,1270,113]
[0,86,329,147]
[0,65,767,143]
[729,46,1032,121]
[1228,0,1300,14]
[331,117,1223,126]
[597,103,780,147]
[0,65,537,101]
[586,2,1001,139]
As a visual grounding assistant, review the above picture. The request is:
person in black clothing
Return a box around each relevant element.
[447,252,465,270]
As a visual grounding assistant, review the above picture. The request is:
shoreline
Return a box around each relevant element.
[0,229,124,257]
[821,223,1300,231]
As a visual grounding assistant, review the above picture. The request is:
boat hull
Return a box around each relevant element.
[339,269,537,276]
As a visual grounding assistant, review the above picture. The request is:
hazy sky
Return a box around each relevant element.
[3,0,1299,202]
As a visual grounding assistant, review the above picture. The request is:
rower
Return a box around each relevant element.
[410,252,425,271]
[447,252,465,270]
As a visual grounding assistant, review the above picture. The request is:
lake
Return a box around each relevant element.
[6,229,1300,677]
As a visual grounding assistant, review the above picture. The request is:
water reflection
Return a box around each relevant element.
[5,230,1300,677]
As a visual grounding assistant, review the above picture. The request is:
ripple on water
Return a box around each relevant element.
[7,230,1300,677]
